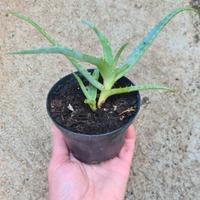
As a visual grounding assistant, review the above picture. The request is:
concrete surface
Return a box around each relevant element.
[0,0,200,199]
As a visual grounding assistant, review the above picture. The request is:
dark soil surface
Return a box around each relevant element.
[48,74,139,134]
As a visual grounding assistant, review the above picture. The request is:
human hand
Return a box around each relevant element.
[48,125,136,200]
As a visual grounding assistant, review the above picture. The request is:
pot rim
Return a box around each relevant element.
[46,71,141,138]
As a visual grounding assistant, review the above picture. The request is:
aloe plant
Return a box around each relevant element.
[9,7,195,111]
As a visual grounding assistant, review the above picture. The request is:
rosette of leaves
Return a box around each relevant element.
[9,7,195,111]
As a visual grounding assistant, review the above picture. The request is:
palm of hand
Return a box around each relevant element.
[48,125,136,200]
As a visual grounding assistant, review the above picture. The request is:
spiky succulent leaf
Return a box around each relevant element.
[10,12,58,45]
[82,20,114,66]
[73,70,99,111]
[114,42,128,65]
[109,84,173,96]
[81,20,116,87]
[85,69,99,111]
[116,7,194,80]
[97,59,117,89]
[97,83,173,107]
[69,59,103,90]
[73,73,91,100]
[86,69,99,98]
[8,46,101,66]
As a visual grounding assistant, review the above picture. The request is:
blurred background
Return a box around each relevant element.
[0,0,200,199]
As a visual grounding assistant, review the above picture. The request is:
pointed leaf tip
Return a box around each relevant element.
[81,20,94,28]
[114,42,129,65]
[81,20,114,65]
[10,12,58,45]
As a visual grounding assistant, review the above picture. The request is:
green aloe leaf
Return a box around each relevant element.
[73,73,91,100]
[114,42,128,65]
[97,83,173,108]
[10,12,58,45]
[109,84,173,96]
[82,20,114,65]
[86,69,99,98]
[69,59,104,90]
[8,46,101,66]
[116,7,194,80]
[73,70,99,111]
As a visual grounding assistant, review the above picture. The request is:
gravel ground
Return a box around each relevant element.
[0,0,200,199]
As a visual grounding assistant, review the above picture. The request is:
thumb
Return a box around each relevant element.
[50,124,70,164]
[118,125,136,164]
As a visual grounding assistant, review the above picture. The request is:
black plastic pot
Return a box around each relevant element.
[47,70,140,164]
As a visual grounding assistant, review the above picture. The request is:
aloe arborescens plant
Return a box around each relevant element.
[9,7,194,111]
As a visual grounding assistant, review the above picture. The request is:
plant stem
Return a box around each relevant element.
[97,90,110,108]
